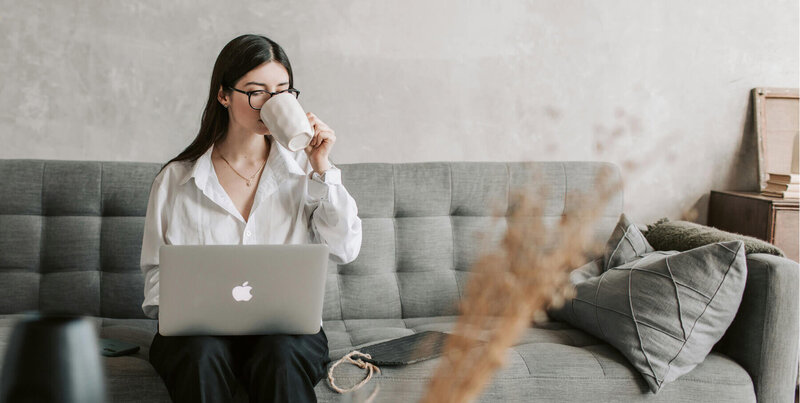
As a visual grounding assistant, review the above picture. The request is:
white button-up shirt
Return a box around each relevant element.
[139,135,362,320]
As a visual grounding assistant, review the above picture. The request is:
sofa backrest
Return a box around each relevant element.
[0,159,622,320]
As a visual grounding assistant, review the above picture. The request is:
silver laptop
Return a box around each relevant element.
[158,244,329,336]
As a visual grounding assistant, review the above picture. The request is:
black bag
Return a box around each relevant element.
[357,330,484,366]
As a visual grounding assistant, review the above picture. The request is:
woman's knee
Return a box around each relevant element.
[251,335,298,362]
[148,334,240,402]
[180,336,234,363]
[151,334,235,370]
[244,334,328,380]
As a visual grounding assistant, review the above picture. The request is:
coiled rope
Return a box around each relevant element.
[326,350,381,399]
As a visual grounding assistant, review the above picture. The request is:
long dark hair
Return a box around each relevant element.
[157,34,295,176]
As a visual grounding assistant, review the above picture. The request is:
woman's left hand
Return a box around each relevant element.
[304,112,336,174]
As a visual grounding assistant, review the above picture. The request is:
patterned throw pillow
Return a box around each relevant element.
[548,213,748,393]
[602,213,655,271]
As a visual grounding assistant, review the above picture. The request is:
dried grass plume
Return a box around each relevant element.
[420,165,622,403]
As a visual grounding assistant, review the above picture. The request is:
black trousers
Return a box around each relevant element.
[148,325,330,403]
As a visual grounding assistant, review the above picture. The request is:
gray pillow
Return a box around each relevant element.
[644,217,785,257]
[548,213,748,393]
[602,212,655,271]
[568,258,602,284]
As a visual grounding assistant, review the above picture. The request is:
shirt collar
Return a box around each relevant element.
[178,135,308,191]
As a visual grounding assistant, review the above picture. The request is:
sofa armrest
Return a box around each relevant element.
[714,253,799,403]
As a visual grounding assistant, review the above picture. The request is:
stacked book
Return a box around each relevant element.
[762,173,799,198]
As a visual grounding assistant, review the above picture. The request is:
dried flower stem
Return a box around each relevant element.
[421,166,622,403]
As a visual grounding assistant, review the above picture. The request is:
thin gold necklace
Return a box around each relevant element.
[218,151,268,187]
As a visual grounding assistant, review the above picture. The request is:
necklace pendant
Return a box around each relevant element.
[246,181,251,187]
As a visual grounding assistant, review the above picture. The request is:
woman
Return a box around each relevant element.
[140,34,362,403]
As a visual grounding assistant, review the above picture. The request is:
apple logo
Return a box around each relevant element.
[232,281,253,302]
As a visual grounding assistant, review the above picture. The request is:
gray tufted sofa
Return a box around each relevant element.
[0,158,797,402]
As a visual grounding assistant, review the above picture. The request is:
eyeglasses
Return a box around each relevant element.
[225,86,300,110]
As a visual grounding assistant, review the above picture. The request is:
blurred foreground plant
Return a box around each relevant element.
[420,165,622,403]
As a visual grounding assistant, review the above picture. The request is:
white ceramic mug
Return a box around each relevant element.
[259,92,314,152]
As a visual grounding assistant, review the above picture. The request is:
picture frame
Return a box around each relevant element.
[752,87,800,191]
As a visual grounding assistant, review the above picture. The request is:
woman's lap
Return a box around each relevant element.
[148,328,330,394]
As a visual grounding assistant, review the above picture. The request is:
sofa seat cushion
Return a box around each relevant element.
[0,314,755,402]
[316,316,755,402]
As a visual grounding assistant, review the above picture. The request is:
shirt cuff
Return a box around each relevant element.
[308,166,341,200]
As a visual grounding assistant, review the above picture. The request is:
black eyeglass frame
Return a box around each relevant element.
[225,86,300,110]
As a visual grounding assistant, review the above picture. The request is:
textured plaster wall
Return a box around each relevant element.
[1,0,797,225]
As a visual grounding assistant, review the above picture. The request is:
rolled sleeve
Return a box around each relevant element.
[304,166,362,265]
[307,166,342,201]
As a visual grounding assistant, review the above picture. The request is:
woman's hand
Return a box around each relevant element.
[304,112,336,175]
